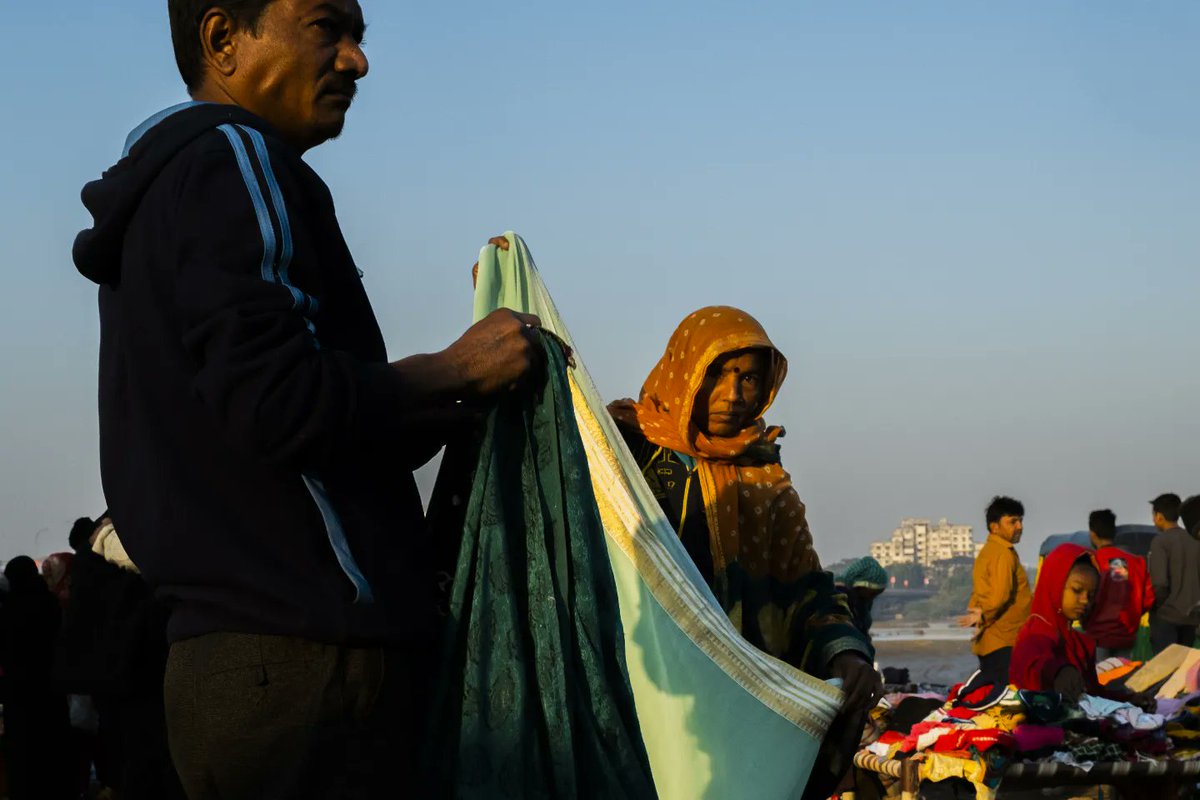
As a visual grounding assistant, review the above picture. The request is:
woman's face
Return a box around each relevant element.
[1061,565,1098,621]
[692,349,769,437]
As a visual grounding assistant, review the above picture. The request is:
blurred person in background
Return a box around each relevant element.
[1147,493,1200,652]
[959,496,1032,692]
[1085,509,1154,660]
[1,556,72,799]
[836,557,889,638]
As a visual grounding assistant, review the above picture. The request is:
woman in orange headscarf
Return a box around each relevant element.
[610,306,879,712]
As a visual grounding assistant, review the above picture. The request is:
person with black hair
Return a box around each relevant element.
[68,516,97,553]
[0,557,73,799]
[73,1,548,796]
[1146,493,1200,652]
[1152,493,1183,532]
[57,517,186,800]
[958,496,1032,690]
[1085,509,1154,659]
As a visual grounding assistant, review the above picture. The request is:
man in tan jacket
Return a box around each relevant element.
[958,496,1032,690]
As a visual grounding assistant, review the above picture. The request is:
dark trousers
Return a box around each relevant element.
[108,688,187,800]
[164,632,434,800]
[1150,616,1198,654]
[977,647,1013,686]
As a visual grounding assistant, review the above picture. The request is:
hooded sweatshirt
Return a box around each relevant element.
[74,102,441,644]
[1086,545,1154,650]
[969,532,1032,656]
[1009,544,1101,693]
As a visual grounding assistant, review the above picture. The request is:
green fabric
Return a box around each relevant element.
[471,233,839,800]
[428,336,657,799]
[1131,622,1154,662]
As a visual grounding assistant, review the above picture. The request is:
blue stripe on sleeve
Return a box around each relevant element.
[238,125,320,316]
[302,475,375,605]
[216,124,276,285]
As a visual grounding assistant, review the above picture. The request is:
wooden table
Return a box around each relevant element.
[850,750,1200,800]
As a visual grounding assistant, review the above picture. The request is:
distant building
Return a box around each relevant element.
[870,518,977,568]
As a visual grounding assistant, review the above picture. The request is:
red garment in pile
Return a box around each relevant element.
[931,729,1016,754]
[897,722,959,753]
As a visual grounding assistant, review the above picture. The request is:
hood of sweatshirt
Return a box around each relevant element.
[1033,543,1096,628]
[73,101,285,286]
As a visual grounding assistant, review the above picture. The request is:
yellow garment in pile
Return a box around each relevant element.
[919,753,995,800]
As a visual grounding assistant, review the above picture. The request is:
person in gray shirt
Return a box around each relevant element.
[1147,493,1200,652]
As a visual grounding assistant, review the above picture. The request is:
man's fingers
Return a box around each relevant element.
[513,311,542,329]
[488,236,510,251]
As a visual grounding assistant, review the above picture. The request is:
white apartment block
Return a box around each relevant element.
[869,518,977,568]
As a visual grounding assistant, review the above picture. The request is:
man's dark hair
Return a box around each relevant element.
[1088,509,1117,541]
[1181,495,1200,538]
[68,516,96,552]
[1151,493,1182,524]
[168,0,275,91]
[985,496,1024,528]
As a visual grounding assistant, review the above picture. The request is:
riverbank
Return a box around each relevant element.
[873,637,977,686]
[872,620,973,643]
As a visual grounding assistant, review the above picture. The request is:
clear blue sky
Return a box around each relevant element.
[2,2,1197,564]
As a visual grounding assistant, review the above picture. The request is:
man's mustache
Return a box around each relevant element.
[322,81,359,101]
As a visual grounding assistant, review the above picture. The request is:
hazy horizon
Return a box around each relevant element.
[2,2,1197,568]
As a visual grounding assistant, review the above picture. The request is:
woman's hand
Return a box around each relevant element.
[830,652,882,713]
[1053,666,1086,701]
[471,235,511,288]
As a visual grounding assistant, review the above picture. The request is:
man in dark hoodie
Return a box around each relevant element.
[73,1,543,796]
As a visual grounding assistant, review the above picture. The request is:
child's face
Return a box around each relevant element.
[1061,566,1098,621]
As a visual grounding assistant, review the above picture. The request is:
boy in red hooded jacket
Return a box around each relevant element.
[1084,509,1154,659]
[1010,543,1153,708]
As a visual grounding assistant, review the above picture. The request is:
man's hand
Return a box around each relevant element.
[472,235,511,288]
[444,309,543,399]
[829,652,882,713]
[957,607,983,628]
[1053,666,1086,701]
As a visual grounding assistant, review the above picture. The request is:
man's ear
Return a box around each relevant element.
[199,9,240,80]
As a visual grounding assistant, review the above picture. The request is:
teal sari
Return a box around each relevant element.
[461,234,843,799]
[428,336,657,798]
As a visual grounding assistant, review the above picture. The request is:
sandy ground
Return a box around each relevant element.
[873,637,978,686]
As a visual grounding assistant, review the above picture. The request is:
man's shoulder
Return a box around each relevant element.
[1158,527,1191,549]
[159,124,324,230]
[170,123,305,181]
[974,538,998,560]
[979,537,1013,556]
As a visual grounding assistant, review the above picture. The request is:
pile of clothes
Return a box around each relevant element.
[861,656,1200,800]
